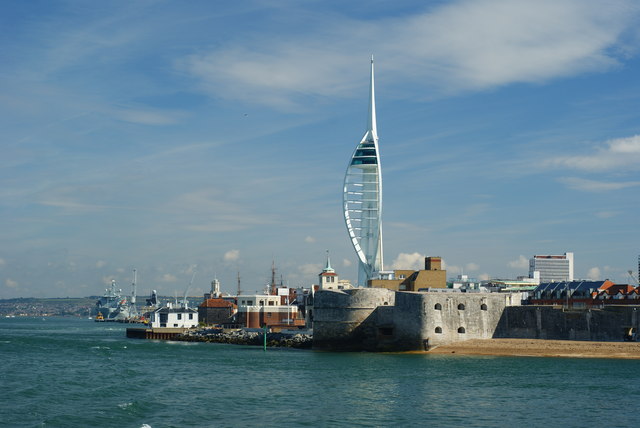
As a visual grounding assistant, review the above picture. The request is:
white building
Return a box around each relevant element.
[529,252,574,283]
[149,305,199,328]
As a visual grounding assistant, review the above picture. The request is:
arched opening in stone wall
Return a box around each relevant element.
[434,303,442,310]
[457,303,465,310]
[435,326,442,333]
[481,303,488,310]
[458,327,466,333]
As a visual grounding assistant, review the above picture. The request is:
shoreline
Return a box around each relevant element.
[427,338,640,359]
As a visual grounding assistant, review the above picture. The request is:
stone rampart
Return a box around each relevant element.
[313,289,518,351]
[312,288,640,351]
[313,288,394,351]
[495,305,640,341]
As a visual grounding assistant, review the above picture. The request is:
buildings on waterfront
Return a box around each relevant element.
[369,256,447,291]
[529,252,574,282]
[148,305,198,329]
[343,57,384,287]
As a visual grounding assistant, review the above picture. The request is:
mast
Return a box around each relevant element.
[131,269,137,305]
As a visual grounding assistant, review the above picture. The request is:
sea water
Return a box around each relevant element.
[1,317,639,428]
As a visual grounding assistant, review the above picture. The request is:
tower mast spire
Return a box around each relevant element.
[367,55,377,137]
[343,57,384,287]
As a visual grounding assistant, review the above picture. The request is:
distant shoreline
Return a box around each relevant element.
[426,338,640,359]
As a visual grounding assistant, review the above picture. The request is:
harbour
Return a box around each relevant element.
[3,316,640,428]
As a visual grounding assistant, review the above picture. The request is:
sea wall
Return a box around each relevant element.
[313,289,519,351]
[495,305,640,342]
[312,288,395,351]
[312,288,640,351]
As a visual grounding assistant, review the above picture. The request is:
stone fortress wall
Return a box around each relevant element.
[312,288,640,351]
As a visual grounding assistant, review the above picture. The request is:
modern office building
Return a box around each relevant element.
[343,57,384,287]
[529,252,574,282]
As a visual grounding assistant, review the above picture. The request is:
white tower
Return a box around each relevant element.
[343,57,384,287]
[319,253,339,290]
[210,278,221,298]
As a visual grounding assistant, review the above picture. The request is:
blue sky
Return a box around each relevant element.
[2,0,640,298]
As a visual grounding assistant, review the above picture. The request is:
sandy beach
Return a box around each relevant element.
[428,339,640,359]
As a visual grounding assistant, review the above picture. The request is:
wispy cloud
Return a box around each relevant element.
[558,177,640,192]
[182,0,640,108]
[546,135,640,171]
[111,107,185,126]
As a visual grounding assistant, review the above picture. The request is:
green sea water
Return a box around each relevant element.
[1,317,639,428]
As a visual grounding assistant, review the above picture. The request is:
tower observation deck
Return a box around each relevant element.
[343,57,384,287]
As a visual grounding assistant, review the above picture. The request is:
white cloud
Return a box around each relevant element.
[478,273,490,281]
[182,0,639,108]
[304,236,316,243]
[587,267,601,280]
[5,278,19,288]
[342,259,352,267]
[465,263,480,272]
[390,252,425,270]
[0,258,5,267]
[446,264,462,275]
[547,135,640,171]
[160,273,177,282]
[508,255,529,269]
[298,263,322,276]
[95,260,107,268]
[224,250,240,262]
[558,177,640,192]
[595,211,619,218]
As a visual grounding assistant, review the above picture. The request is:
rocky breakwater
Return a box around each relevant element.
[177,328,313,349]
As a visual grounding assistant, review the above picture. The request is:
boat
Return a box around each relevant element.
[95,270,140,322]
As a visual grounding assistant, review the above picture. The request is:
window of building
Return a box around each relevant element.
[266,312,271,317]
[177,313,182,320]
[247,300,253,305]
[480,303,488,311]
[259,301,264,306]
[458,327,465,333]
[434,303,442,310]
[457,303,465,310]
[173,324,178,327]
[435,327,442,333]
[189,313,193,320]
[268,301,274,306]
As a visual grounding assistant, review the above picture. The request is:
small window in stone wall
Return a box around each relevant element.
[481,303,488,310]
[458,327,465,333]
[435,326,442,333]
[457,303,465,310]
[434,303,442,310]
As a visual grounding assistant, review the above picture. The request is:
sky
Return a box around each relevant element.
[1,0,640,299]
